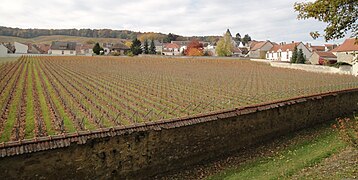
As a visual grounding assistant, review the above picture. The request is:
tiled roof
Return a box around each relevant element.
[232,47,242,53]
[310,46,325,52]
[315,51,337,58]
[36,44,50,54]
[111,43,130,50]
[50,41,77,50]
[330,38,358,52]
[164,43,180,49]
[269,42,301,52]
[250,41,268,51]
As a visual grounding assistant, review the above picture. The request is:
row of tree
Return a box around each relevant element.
[290,46,306,64]
[129,39,157,55]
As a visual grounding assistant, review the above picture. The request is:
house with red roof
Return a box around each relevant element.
[266,42,311,62]
[35,44,50,54]
[162,43,180,56]
[248,41,274,59]
[309,51,337,65]
[331,38,358,64]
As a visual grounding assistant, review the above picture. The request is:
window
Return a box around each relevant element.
[70,51,73,54]
[61,51,64,55]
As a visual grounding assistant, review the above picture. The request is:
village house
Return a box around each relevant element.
[154,40,163,54]
[76,44,94,56]
[204,44,216,56]
[266,42,311,62]
[35,44,50,54]
[110,43,130,55]
[331,38,358,64]
[27,43,42,54]
[232,47,242,57]
[48,41,77,55]
[171,41,190,47]
[309,51,337,65]
[249,41,274,59]
[14,42,28,54]
[162,43,180,56]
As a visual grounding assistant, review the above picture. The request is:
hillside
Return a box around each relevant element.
[0,26,224,44]
[0,35,126,44]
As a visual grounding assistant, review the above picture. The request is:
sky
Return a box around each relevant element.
[0,0,349,45]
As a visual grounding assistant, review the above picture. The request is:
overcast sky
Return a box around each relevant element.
[0,0,348,45]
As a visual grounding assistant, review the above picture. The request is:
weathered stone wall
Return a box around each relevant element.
[0,89,358,179]
[270,62,352,75]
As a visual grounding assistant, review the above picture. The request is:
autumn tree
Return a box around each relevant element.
[137,32,166,42]
[130,38,142,55]
[149,39,156,54]
[216,31,234,57]
[185,39,204,56]
[124,41,132,48]
[294,0,358,41]
[143,39,149,54]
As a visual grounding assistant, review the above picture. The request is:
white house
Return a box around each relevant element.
[14,42,28,54]
[162,43,180,56]
[331,38,358,64]
[266,42,311,62]
[49,41,77,55]
[0,44,9,57]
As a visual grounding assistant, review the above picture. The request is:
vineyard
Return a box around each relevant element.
[0,56,357,143]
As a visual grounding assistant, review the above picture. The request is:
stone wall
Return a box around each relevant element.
[0,89,357,179]
[270,62,352,75]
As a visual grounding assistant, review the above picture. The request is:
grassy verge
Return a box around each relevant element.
[208,125,347,180]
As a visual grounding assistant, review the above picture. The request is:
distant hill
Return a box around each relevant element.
[0,26,224,44]
[0,35,127,44]
[0,26,140,39]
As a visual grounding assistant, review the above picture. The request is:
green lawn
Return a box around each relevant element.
[208,125,348,180]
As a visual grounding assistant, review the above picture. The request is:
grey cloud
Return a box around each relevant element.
[0,0,345,44]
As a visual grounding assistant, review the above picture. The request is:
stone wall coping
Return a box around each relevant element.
[1,88,357,157]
